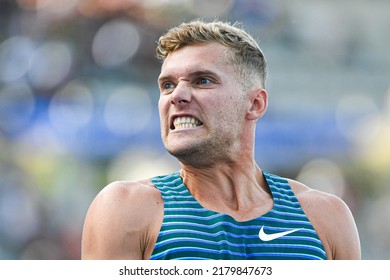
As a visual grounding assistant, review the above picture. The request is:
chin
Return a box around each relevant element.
[165,142,216,166]
[165,143,199,158]
[165,145,194,158]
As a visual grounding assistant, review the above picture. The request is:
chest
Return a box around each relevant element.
[151,205,326,259]
[149,172,327,260]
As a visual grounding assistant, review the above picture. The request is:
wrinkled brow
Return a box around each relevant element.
[158,69,220,84]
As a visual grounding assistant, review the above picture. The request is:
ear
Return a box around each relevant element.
[246,89,268,121]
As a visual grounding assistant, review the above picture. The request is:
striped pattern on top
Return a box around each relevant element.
[149,171,327,260]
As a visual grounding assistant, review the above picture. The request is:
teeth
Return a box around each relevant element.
[173,116,202,129]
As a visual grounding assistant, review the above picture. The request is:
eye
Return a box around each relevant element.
[199,77,211,85]
[164,83,174,89]
[161,82,175,93]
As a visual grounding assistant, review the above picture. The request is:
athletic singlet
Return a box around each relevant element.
[149,171,327,260]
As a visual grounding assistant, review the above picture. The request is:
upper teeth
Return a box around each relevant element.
[173,116,201,129]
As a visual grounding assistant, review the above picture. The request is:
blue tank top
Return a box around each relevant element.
[150,171,327,260]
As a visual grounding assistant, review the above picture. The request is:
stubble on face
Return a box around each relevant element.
[163,100,246,168]
[158,43,248,167]
[164,127,236,167]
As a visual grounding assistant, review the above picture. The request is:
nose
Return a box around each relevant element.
[170,81,192,106]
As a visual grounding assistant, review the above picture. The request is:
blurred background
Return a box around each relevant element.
[0,0,389,260]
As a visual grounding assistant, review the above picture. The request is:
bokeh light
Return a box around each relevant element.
[27,41,72,90]
[335,93,381,147]
[0,36,35,83]
[49,80,94,133]
[103,84,152,136]
[296,158,346,198]
[0,0,389,260]
[0,83,35,134]
[107,147,180,182]
[92,19,140,68]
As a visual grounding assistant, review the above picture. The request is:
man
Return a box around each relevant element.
[81,20,361,260]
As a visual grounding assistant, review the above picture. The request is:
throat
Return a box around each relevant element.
[197,192,273,222]
[181,168,273,222]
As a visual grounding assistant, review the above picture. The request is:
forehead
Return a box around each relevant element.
[159,43,233,78]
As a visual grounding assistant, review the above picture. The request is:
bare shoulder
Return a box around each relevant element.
[96,179,162,210]
[287,179,347,214]
[287,179,361,260]
[81,179,163,260]
[94,179,163,225]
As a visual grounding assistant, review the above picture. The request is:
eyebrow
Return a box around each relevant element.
[158,69,220,84]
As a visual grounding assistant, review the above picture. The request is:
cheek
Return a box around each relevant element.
[157,98,169,128]
[219,99,246,127]
[158,96,168,116]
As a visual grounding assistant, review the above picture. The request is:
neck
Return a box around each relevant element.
[179,156,272,221]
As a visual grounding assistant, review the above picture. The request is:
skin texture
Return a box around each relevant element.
[81,43,361,260]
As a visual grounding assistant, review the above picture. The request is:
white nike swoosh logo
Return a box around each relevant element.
[258,226,301,242]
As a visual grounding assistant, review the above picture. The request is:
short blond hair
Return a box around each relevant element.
[156,20,267,89]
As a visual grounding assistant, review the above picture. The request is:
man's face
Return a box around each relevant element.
[157,43,248,166]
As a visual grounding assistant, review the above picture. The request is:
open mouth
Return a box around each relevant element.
[171,116,203,130]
